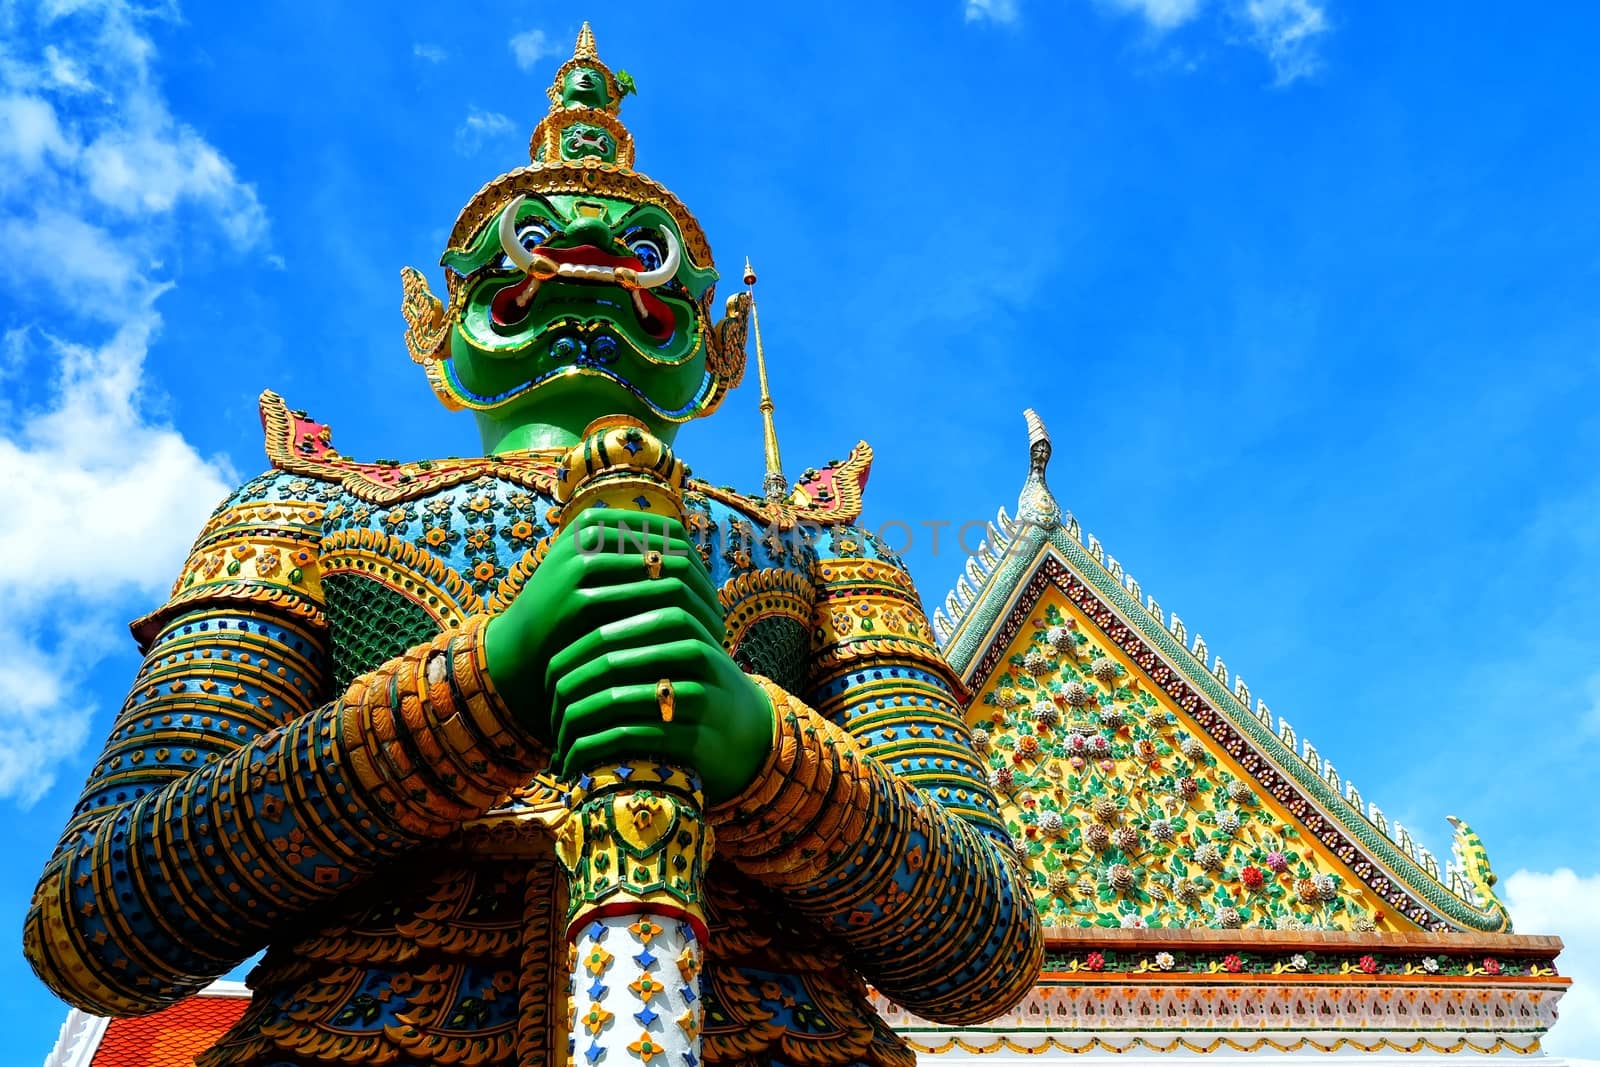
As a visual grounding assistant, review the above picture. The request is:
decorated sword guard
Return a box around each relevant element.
[554,762,712,943]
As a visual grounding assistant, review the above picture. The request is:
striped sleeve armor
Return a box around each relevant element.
[711,525,1043,1025]
[22,472,544,1016]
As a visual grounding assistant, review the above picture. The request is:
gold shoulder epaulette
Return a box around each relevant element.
[259,390,560,505]
[690,441,873,527]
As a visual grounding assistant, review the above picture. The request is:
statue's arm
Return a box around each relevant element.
[710,526,1042,1025]
[22,473,545,1016]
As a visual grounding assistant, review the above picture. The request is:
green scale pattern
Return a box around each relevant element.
[733,616,811,697]
[322,573,445,692]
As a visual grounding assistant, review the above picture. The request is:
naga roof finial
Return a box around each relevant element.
[1025,408,1050,453]
[744,258,789,501]
[1017,408,1060,528]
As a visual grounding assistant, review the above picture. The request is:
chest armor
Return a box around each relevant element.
[315,472,819,696]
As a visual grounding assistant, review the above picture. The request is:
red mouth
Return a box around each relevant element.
[490,243,676,341]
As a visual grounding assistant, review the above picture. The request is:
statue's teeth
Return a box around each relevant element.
[555,263,614,281]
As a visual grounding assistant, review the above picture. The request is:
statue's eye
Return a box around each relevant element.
[498,221,553,270]
[625,230,665,271]
[517,222,552,250]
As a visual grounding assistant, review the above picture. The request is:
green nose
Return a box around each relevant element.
[565,215,615,250]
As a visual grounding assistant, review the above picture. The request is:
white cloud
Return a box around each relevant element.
[42,43,92,91]
[0,313,233,805]
[1103,0,1205,30]
[509,28,555,71]
[413,42,447,64]
[1004,0,1330,85]
[1238,0,1328,85]
[0,621,86,808]
[964,0,1019,23]
[0,93,75,171]
[0,5,269,246]
[455,107,515,155]
[0,317,234,605]
[1504,869,1600,1057]
[0,0,250,805]
[0,208,142,309]
[82,122,268,243]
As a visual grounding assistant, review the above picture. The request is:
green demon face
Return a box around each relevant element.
[561,122,616,162]
[561,66,611,109]
[435,192,719,423]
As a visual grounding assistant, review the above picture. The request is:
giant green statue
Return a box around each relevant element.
[24,25,1042,1067]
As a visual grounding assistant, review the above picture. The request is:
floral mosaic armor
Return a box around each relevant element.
[23,25,1042,1067]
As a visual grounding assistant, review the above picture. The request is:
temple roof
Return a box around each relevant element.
[43,982,247,1067]
[931,411,1510,935]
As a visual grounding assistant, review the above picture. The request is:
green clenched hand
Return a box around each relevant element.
[485,507,773,803]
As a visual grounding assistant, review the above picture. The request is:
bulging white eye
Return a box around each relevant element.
[498,221,553,270]
[625,231,666,272]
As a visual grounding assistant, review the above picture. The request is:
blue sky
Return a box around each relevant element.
[2,0,1598,1058]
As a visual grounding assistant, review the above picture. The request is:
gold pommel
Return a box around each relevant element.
[553,415,690,528]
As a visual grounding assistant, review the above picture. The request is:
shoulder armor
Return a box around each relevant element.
[690,441,873,527]
[128,468,329,651]
[259,390,560,504]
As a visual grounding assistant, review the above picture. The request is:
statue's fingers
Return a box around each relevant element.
[546,605,719,689]
[551,581,723,653]
[566,508,690,553]
[674,532,720,604]
[557,719,699,780]
[570,544,719,614]
[563,528,705,586]
[552,639,712,754]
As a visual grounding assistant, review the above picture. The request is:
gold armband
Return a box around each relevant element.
[343,615,543,837]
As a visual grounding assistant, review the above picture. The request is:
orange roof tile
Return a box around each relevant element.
[90,994,247,1067]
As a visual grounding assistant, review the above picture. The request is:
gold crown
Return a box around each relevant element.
[444,22,711,274]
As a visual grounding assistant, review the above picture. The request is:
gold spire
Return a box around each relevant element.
[574,21,599,62]
[545,21,623,113]
[744,258,787,500]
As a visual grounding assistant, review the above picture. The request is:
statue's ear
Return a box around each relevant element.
[710,290,751,391]
[402,266,465,412]
[689,290,750,419]
[401,266,450,365]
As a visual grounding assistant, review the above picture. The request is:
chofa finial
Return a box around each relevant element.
[1017,408,1059,527]
[1024,408,1050,452]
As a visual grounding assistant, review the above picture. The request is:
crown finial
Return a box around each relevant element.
[574,21,599,62]
[544,22,623,116]
[532,21,631,164]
